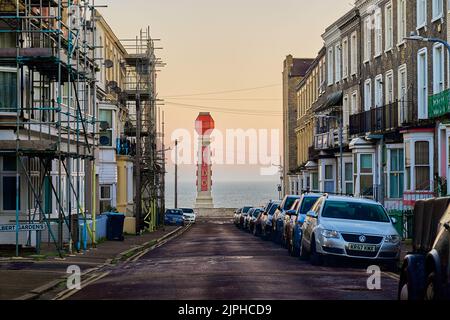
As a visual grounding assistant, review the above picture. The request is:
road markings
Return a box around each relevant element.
[53,271,111,301]
[383,272,400,281]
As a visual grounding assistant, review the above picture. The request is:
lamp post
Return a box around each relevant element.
[316,114,344,195]
[404,31,450,89]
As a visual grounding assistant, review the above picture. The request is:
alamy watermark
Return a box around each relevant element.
[67,265,81,290]
[170,128,281,176]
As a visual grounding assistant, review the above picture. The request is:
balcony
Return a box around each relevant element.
[314,128,348,150]
[349,101,417,136]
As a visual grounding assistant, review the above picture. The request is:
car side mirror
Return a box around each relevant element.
[306,211,317,219]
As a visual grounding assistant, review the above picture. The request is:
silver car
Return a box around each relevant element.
[300,195,401,269]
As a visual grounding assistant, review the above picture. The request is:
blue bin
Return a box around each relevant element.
[105,212,126,241]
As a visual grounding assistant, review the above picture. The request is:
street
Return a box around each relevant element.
[69,220,399,300]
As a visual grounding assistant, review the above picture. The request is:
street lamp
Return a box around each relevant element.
[316,114,344,195]
[404,31,450,53]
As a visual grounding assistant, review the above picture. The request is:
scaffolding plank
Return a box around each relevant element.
[0,140,57,154]
[0,48,53,58]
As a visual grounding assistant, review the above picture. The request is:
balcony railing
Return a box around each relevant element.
[314,128,348,150]
[349,101,417,136]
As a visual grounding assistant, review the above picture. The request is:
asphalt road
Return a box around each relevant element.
[69,220,399,300]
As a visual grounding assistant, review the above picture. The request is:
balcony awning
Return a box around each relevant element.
[316,90,343,113]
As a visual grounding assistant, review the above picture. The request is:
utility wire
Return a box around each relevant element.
[165,101,282,117]
[163,84,281,98]
[163,97,281,101]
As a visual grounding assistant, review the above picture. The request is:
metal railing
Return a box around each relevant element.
[349,100,418,136]
[314,128,348,150]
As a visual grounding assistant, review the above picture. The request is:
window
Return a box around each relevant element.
[385,3,393,50]
[335,44,341,83]
[360,154,374,196]
[364,79,372,111]
[405,138,433,191]
[0,69,17,112]
[324,165,334,193]
[432,0,443,21]
[417,48,428,119]
[328,47,334,85]
[364,17,372,62]
[342,38,349,79]
[398,65,408,123]
[351,91,358,114]
[1,157,20,211]
[343,94,350,128]
[398,0,407,44]
[385,71,394,104]
[374,9,383,56]
[344,162,354,195]
[417,0,427,29]
[99,109,113,147]
[433,44,445,94]
[375,75,383,107]
[350,32,358,75]
[311,172,319,192]
[415,141,430,190]
[100,185,112,213]
[389,149,404,198]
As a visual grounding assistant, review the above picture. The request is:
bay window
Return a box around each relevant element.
[344,162,354,195]
[404,134,434,192]
[324,165,335,193]
[360,154,374,196]
[388,148,404,199]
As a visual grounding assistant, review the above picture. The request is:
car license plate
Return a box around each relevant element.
[348,243,377,252]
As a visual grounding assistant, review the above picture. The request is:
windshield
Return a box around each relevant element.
[181,209,194,214]
[299,197,320,215]
[283,197,300,211]
[268,203,280,215]
[322,201,390,223]
[166,210,183,216]
[243,207,252,213]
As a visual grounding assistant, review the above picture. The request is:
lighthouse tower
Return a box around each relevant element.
[195,112,215,209]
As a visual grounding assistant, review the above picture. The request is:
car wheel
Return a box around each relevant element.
[299,240,309,261]
[398,257,426,300]
[310,236,323,266]
[424,272,440,301]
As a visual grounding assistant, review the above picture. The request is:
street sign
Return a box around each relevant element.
[0,223,46,233]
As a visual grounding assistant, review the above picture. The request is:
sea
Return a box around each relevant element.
[165,180,280,209]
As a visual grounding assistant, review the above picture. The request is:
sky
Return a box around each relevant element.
[101,0,352,183]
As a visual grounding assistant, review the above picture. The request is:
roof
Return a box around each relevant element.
[324,195,381,205]
[290,58,314,77]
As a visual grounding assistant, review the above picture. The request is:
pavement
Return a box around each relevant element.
[0,225,183,300]
[67,219,402,300]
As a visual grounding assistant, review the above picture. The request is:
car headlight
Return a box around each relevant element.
[385,235,400,243]
[321,230,340,239]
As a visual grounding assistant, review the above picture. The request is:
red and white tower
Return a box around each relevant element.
[195,112,215,208]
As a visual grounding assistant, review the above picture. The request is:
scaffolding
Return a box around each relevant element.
[0,0,99,256]
[120,27,165,232]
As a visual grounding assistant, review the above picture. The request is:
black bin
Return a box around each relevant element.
[106,213,126,241]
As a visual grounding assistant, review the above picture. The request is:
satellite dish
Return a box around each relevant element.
[104,60,114,69]
[99,135,111,146]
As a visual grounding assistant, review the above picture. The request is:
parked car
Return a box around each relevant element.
[237,206,253,228]
[234,208,243,227]
[281,199,302,247]
[300,195,401,269]
[260,201,281,240]
[243,208,255,230]
[285,193,322,256]
[272,195,301,244]
[181,208,196,224]
[164,209,185,226]
[248,208,263,234]
[398,197,450,300]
